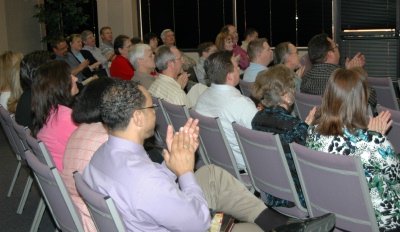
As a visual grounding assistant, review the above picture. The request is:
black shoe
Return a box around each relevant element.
[271,213,335,232]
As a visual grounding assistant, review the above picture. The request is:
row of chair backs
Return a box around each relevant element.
[0,105,35,216]
[24,150,85,232]
[368,77,399,111]
[73,172,127,232]
[376,104,400,153]
[189,109,252,190]
[290,143,379,232]
[231,120,378,231]
[232,122,308,218]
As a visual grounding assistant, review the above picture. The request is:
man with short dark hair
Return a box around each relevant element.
[300,33,377,106]
[241,28,258,51]
[243,38,273,82]
[82,80,335,231]
[195,50,258,170]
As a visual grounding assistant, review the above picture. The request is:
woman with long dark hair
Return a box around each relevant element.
[32,60,79,172]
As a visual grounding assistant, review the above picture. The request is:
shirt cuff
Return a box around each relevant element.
[178,172,199,190]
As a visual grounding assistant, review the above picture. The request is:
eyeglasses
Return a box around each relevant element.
[174,56,183,62]
[139,103,159,111]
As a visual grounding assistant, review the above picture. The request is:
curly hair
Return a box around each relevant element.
[100,79,145,131]
[251,64,294,108]
[31,60,74,137]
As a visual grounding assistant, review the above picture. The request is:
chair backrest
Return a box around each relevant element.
[299,53,312,73]
[294,91,322,121]
[160,99,190,132]
[25,150,84,232]
[290,143,378,232]
[239,79,252,98]
[232,123,308,217]
[11,118,30,155]
[152,96,171,147]
[0,105,20,157]
[4,114,28,161]
[368,77,399,111]
[24,128,56,167]
[73,172,127,232]
[189,109,249,185]
[376,104,400,152]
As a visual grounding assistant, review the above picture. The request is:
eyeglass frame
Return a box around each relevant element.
[138,103,159,111]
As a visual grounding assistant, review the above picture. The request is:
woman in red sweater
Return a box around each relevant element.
[110,35,134,80]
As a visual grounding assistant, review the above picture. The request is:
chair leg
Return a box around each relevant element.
[7,161,22,197]
[17,175,33,214]
[29,198,45,232]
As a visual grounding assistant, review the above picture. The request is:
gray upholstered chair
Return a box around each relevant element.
[232,122,308,219]
[290,143,378,231]
[74,172,127,232]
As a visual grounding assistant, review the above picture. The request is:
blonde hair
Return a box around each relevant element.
[7,61,22,113]
[0,51,23,92]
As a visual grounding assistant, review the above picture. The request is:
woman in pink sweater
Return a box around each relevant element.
[31,60,79,172]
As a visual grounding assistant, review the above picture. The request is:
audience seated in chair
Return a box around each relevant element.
[98,26,115,60]
[221,25,250,70]
[187,42,217,86]
[81,30,111,77]
[110,35,135,81]
[251,64,315,209]
[300,33,377,108]
[243,38,273,82]
[195,50,258,171]
[82,79,335,231]
[61,77,114,232]
[307,67,399,231]
[0,51,23,111]
[148,45,192,107]
[129,44,157,90]
[274,42,304,92]
[31,60,79,172]
[241,28,258,52]
[15,50,52,131]
[160,29,196,72]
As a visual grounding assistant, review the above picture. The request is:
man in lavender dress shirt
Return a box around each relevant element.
[82,80,335,231]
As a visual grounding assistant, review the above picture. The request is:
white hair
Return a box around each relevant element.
[128,44,152,70]
[160,29,173,40]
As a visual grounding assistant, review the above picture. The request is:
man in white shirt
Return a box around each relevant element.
[195,50,258,170]
[148,45,191,107]
[243,38,273,82]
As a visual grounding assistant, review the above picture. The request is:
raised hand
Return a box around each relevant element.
[368,110,393,135]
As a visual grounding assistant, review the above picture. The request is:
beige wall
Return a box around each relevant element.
[0,0,44,54]
[0,0,139,55]
[97,0,139,38]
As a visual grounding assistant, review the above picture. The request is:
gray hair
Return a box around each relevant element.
[274,42,291,65]
[81,30,93,42]
[160,29,173,40]
[155,45,176,71]
[128,44,152,70]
